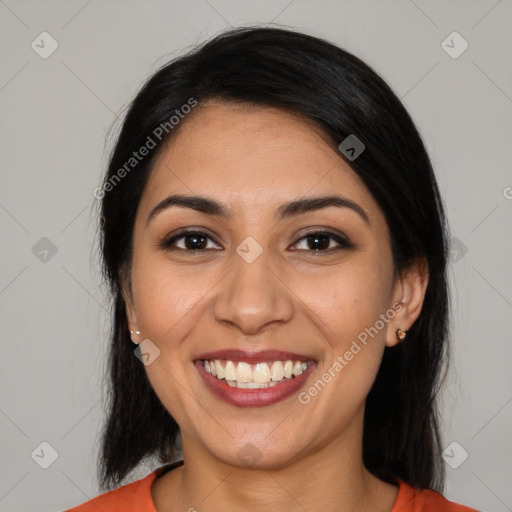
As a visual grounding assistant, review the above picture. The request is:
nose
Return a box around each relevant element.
[213,249,295,335]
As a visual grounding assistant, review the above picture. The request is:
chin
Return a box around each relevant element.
[202,433,306,471]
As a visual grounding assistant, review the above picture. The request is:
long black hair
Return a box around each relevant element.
[97,26,449,492]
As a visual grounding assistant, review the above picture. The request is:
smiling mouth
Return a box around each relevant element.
[201,359,311,389]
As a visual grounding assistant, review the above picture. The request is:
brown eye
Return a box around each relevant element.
[160,231,222,252]
[291,231,352,252]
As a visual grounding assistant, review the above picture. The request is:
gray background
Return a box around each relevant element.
[0,1,510,511]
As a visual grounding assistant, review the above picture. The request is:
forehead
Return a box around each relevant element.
[140,101,380,220]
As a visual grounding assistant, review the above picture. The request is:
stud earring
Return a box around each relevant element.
[130,330,141,344]
[396,328,408,341]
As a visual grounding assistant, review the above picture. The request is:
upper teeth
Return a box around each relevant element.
[203,359,309,386]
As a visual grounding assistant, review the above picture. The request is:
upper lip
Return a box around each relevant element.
[194,349,316,364]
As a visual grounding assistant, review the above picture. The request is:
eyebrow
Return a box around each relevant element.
[146,193,370,226]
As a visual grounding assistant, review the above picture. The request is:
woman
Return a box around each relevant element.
[66,26,478,511]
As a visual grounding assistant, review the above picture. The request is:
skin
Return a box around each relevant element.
[124,101,429,512]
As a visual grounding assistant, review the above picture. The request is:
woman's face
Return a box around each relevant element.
[125,101,424,468]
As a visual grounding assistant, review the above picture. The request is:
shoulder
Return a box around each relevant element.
[393,479,480,512]
[63,470,159,512]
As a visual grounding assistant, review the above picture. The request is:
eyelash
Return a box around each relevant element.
[158,229,354,254]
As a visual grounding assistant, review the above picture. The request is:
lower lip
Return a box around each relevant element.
[194,360,315,408]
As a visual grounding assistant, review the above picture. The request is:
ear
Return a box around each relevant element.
[120,266,140,342]
[385,257,429,348]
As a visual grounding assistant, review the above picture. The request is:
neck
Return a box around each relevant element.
[152,409,398,512]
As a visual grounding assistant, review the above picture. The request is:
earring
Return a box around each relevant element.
[130,330,141,344]
[396,328,408,341]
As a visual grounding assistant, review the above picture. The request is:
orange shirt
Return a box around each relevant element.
[64,462,479,512]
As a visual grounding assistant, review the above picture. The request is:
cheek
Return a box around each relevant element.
[130,255,204,427]
[130,253,213,346]
[299,260,394,398]
[298,268,393,414]
[307,264,392,340]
